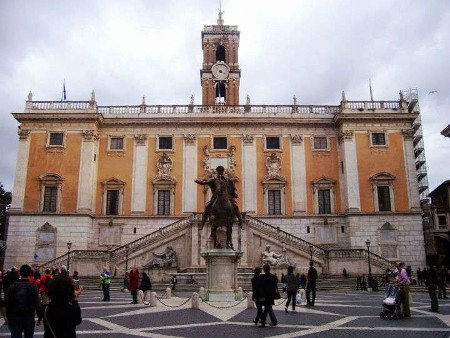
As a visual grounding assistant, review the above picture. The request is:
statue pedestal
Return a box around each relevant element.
[145,267,178,283]
[201,249,243,301]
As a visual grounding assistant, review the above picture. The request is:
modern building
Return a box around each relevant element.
[5,12,427,275]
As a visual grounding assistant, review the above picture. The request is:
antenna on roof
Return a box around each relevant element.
[217,0,224,25]
[369,79,374,101]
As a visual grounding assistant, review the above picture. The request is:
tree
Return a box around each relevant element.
[0,183,12,241]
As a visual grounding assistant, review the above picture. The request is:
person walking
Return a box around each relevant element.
[139,272,152,301]
[284,266,298,313]
[426,265,439,312]
[72,271,80,290]
[417,267,422,286]
[170,275,178,291]
[395,261,411,317]
[251,267,264,325]
[100,268,111,302]
[38,269,53,305]
[437,267,447,299]
[128,268,140,304]
[5,264,40,338]
[39,275,83,338]
[259,264,278,327]
[306,261,318,306]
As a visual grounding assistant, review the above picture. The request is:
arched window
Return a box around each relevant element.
[215,82,226,104]
[216,45,226,62]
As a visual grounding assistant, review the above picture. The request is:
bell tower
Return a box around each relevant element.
[201,8,241,105]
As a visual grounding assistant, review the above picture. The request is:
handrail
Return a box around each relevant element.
[245,215,326,258]
[109,214,200,262]
[38,250,110,270]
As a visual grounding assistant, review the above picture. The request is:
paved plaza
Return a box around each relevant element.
[0,289,449,337]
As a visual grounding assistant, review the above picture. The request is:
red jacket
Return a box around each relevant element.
[39,274,53,293]
[128,270,139,291]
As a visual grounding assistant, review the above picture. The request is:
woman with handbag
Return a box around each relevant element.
[39,275,83,338]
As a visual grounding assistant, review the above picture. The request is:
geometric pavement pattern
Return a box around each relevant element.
[0,289,449,337]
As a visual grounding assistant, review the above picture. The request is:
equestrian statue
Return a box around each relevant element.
[195,166,243,249]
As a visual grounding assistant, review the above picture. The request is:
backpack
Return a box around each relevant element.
[13,283,36,316]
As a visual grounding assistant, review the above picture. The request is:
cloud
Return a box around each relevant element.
[0,0,449,193]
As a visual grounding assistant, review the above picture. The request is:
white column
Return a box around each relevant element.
[340,131,361,212]
[131,135,148,214]
[402,130,421,210]
[10,128,31,211]
[183,135,198,213]
[77,130,98,212]
[290,135,306,215]
[242,135,257,214]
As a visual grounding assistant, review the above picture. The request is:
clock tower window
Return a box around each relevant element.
[216,82,226,104]
[216,45,226,62]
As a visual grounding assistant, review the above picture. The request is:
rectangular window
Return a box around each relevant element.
[157,190,171,215]
[318,189,331,214]
[266,137,280,150]
[438,215,447,228]
[43,186,57,212]
[268,189,281,215]
[106,190,120,215]
[372,133,386,146]
[313,137,328,150]
[110,137,124,150]
[377,186,391,211]
[49,132,64,146]
[213,137,227,150]
[158,136,173,150]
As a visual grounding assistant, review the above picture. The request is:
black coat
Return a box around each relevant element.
[42,300,82,338]
[307,266,318,287]
[251,274,264,301]
[261,272,278,305]
[139,275,152,292]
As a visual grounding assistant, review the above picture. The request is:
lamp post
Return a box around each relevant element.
[66,240,72,271]
[125,244,130,273]
[365,239,372,289]
[309,244,313,262]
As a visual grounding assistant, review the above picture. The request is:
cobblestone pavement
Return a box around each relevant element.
[0,289,449,337]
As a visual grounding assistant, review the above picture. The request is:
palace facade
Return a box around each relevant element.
[5,14,427,275]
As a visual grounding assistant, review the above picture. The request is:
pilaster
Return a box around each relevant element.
[241,135,257,214]
[339,131,361,212]
[131,134,148,214]
[182,134,198,213]
[77,130,99,212]
[10,128,31,211]
[290,135,306,215]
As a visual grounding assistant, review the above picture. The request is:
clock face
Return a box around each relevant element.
[211,62,229,80]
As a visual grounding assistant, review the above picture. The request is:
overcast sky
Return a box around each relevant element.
[0,0,449,194]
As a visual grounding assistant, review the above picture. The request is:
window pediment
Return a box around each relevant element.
[102,178,125,188]
[311,177,336,188]
[39,173,63,184]
[370,172,395,182]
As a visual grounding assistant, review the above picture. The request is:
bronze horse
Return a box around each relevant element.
[209,177,236,249]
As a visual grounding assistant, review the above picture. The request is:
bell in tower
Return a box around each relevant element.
[200,7,241,105]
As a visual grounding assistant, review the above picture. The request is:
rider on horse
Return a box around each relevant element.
[195,165,243,230]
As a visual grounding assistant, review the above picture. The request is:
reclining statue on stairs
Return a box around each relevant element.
[143,246,177,268]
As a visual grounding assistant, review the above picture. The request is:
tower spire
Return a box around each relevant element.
[217,0,224,25]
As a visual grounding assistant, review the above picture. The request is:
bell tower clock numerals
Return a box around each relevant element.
[200,14,241,106]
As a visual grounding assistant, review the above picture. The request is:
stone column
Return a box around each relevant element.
[191,219,200,267]
[402,129,421,210]
[10,128,31,211]
[77,130,98,212]
[131,135,148,214]
[290,135,306,215]
[242,135,257,214]
[183,135,197,213]
[339,131,361,212]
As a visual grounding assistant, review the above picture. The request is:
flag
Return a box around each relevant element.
[62,80,67,101]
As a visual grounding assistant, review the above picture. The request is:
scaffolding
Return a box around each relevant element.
[402,88,429,203]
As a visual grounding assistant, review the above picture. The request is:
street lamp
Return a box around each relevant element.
[66,240,72,271]
[309,244,313,262]
[125,244,130,273]
[365,239,372,288]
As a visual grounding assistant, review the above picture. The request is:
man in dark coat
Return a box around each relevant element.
[306,261,318,306]
[251,267,264,325]
[426,265,439,312]
[260,264,278,327]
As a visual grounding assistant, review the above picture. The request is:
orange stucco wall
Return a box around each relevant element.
[96,135,134,215]
[304,136,341,215]
[356,132,409,212]
[24,132,81,213]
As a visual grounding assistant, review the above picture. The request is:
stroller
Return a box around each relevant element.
[380,284,402,319]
